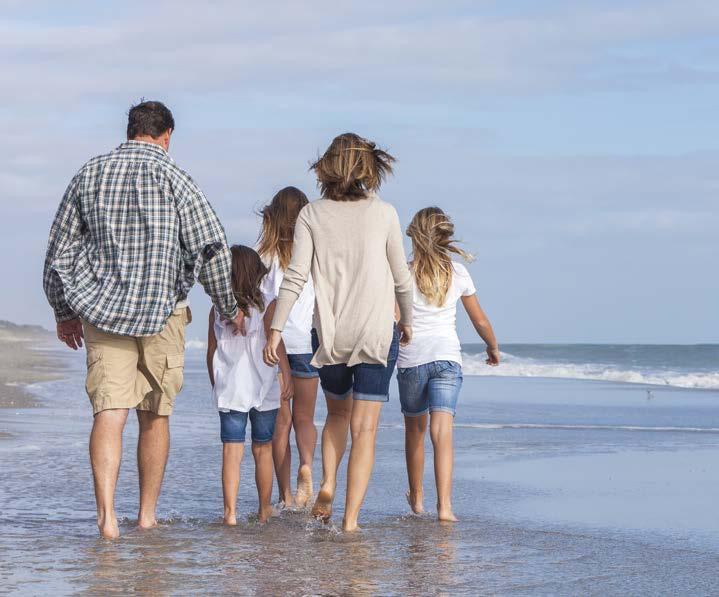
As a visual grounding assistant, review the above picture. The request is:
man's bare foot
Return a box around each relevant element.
[294,465,314,509]
[258,505,275,524]
[97,513,120,539]
[437,506,458,522]
[406,488,425,514]
[223,512,237,526]
[311,486,334,523]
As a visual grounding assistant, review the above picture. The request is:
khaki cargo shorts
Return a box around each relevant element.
[82,307,190,416]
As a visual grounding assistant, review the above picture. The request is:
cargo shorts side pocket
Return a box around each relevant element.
[161,353,185,399]
[85,350,106,403]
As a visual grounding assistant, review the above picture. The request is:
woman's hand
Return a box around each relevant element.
[485,346,500,366]
[280,369,294,401]
[263,329,282,366]
[398,323,412,346]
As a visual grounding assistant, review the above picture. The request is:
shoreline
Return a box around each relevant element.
[0,323,65,409]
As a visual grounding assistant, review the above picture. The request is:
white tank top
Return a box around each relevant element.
[212,281,280,412]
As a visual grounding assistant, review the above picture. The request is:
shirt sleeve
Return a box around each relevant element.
[386,205,413,326]
[43,174,83,322]
[454,263,477,296]
[271,208,313,331]
[177,185,238,320]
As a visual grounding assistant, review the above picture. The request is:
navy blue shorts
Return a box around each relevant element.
[219,408,278,443]
[287,353,319,379]
[311,326,399,402]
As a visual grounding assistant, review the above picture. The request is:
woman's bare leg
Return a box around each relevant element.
[292,376,319,507]
[272,400,293,506]
[252,441,275,523]
[343,400,383,532]
[404,413,428,514]
[311,395,352,521]
[429,412,457,522]
[222,442,244,525]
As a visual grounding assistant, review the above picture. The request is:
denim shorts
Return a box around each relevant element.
[287,353,320,379]
[397,360,463,417]
[311,327,399,402]
[219,408,279,443]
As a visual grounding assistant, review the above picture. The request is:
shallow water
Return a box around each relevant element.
[1,349,719,595]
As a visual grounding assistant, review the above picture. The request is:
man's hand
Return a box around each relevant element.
[485,346,500,366]
[57,318,84,350]
[229,311,246,336]
[398,323,412,346]
[263,329,282,366]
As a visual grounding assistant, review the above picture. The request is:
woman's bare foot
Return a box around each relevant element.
[406,488,425,514]
[342,519,361,532]
[258,504,275,524]
[311,486,334,523]
[294,465,314,508]
[223,511,237,526]
[97,513,120,539]
[437,505,458,522]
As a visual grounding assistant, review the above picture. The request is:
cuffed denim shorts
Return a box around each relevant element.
[311,326,399,402]
[219,408,279,443]
[287,353,320,379]
[397,360,463,417]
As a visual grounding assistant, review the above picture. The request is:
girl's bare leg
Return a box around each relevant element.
[404,413,428,514]
[252,441,275,523]
[272,400,293,506]
[222,442,245,525]
[292,377,319,507]
[343,400,383,532]
[429,412,458,522]
[311,395,352,521]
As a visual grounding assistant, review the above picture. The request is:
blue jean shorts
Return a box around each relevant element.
[397,360,463,417]
[219,408,279,443]
[311,326,399,402]
[287,353,320,379]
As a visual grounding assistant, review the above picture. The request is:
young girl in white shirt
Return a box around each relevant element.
[257,187,320,509]
[206,245,293,525]
[397,207,500,522]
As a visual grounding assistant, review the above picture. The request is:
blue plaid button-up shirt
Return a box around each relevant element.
[43,140,238,336]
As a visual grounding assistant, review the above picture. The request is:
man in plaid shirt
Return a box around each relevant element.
[43,101,243,539]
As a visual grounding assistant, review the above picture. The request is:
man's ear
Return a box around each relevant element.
[162,129,172,151]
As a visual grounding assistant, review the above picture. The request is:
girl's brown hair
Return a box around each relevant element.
[257,186,309,270]
[406,207,473,307]
[230,245,269,316]
[311,132,395,201]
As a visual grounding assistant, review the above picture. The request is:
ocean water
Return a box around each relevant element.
[1,344,719,595]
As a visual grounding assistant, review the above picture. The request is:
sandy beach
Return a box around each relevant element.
[0,321,63,410]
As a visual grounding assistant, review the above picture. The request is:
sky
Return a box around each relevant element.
[1,0,717,343]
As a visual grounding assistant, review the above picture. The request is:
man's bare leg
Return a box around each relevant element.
[311,395,352,522]
[292,377,319,508]
[343,400,382,532]
[272,400,294,507]
[136,410,170,529]
[90,409,129,539]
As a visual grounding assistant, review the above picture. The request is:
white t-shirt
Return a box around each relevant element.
[212,276,280,412]
[397,262,477,369]
[263,255,315,354]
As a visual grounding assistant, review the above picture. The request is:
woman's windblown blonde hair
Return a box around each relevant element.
[407,207,473,307]
[311,133,395,201]
[257,186,309,270]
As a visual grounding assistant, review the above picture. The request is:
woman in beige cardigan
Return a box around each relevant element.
[264,133,413,531]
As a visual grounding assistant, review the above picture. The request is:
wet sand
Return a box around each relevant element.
[0,321,62,409]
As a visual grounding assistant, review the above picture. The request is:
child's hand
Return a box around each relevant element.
[280,370,294,401]
[485,346,500,366]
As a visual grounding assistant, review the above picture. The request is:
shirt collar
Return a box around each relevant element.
[118,140,170,158]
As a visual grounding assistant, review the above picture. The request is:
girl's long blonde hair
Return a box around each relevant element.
[407,207,473,307]
[311,132,395,201]
[257,186,309,270]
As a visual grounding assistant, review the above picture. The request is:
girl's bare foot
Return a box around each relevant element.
[137,517,158,530]
[342,519,361,532]
[311,486,334,523]
[223,512,237,526]
[97,513,120,539]
[437,505,458,522]
[406,489,425,514]
[294,465,314,509]
[258,505,275,524]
